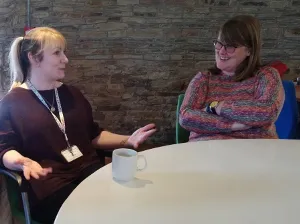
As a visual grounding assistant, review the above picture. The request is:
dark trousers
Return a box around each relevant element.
[31,163,103,224]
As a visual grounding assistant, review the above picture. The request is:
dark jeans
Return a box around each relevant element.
[31,163,103,224]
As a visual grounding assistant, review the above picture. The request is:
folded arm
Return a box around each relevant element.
[179,72,244,134]
[219,67,285,127]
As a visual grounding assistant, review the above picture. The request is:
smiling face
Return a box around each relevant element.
[212,15,262,81]
[24,27,68,82]
[215,39,250,75]
[38,44,68,81]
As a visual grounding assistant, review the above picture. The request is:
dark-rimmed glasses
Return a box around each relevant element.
[213,40,237,54]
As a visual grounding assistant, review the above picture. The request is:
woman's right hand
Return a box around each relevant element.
[15,157,52,180]
[231,122,251,131]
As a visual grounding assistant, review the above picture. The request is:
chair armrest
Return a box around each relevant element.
[102,150,113,158]
[0,167,33,224]
[0,167,23,190]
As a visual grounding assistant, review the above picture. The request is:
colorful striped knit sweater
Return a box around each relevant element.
[179,66,285,141]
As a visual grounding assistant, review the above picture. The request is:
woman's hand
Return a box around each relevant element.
[215,101,251,131]
[215,101,225,115]
[127,123,157,149]
[231,122,251,131]
[15,157,52,180]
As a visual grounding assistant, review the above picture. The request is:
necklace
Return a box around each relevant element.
[43,90,56,112]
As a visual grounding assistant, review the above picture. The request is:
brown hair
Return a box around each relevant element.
[208,15,262,81]
[8,27,66,90]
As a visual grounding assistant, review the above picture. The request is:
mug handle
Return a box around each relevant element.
[137,155,147,171]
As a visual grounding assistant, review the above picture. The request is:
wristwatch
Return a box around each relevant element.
[209,101,219,115]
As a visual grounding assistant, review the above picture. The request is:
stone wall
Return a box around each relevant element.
[0,0,299,144]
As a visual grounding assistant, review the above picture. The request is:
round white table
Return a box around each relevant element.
[55,139,300,224]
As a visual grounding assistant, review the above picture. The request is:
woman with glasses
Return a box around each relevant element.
[179,15,285,141]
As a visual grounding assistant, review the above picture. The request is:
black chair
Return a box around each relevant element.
[0,168,37,224]
[96,149,113,164]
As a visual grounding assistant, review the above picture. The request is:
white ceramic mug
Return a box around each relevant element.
[112,148,147,181]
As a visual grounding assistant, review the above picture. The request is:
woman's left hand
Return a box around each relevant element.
[127,123,157,149]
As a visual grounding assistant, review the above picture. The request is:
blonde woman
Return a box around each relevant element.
[0,27,156,223]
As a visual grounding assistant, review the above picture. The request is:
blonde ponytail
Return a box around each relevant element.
[8,37,24,90]
[7,27,66,91]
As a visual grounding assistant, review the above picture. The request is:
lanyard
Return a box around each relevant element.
[26,80,71,148]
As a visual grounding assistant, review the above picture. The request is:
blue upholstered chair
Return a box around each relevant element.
[275,80,299,139]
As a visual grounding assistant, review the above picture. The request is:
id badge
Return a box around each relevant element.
[61,145,83,162]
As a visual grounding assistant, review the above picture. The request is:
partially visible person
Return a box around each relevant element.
[179,15,285,141]
[269,60,288,79]
[0,27,156,223]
